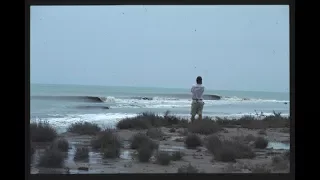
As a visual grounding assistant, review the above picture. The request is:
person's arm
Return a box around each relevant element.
[201,86,204,94]
[191,85,194,93]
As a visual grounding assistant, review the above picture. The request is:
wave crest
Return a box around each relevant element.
[31,95,106,103]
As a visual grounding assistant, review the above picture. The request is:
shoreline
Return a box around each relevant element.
[32,113,291,134]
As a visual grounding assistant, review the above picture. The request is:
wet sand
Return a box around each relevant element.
[31,127,290,174]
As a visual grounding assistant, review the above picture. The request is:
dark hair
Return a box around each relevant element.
[196,76,202,84]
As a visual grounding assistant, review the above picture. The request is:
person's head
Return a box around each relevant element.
[196,76,202,84]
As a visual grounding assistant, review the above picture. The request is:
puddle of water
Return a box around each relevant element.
[169,136,185,141]
[267,142,290,150]
[68,144,104,165]
[122,140,131,149]
[120,150,132,160]
[159,145,185,152]
[32,140,134,174]
[67,145,133,174]
[31,148,47,167]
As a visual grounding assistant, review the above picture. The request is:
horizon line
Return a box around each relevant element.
[30,82,289,94]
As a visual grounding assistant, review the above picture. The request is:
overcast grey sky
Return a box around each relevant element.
[31,5,289,92]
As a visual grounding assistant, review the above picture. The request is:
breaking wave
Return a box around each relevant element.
[31,95,107,103]
[31,94,289,106]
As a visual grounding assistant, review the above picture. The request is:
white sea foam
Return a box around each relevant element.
[222,96,288,103]
[31,113,137,133]
[109,96,289,109]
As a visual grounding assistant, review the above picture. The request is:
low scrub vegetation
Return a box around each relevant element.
[52,138,69,152]
[30,121,57,142]
[169,128,176,133]
[177,164,199,173]
[171,151,184,161]
[130,133,158,150]
[137,144,155,162]
[178,128,189,136]
[67,122,101,135]
[91,130,121,150]
[188,118,221,135]
[185,134,202,149]
[146,128,164,140]
[258,129,267,135]
[284,151,290,159]
[74,147,89,161]
[91,130,121,159]
[116,112,188,130]
[131,133,159,162]
[101,144,121,159]
[280,128,290,133]
[251,164,271,173]
[38,148,65,168]
[272,154,290,172]
[156,151,171,165]
[206,135,255,162]
[215,111,290,129]
[232,134,257,144]
[254,137,269,149]
[116,111,289,131]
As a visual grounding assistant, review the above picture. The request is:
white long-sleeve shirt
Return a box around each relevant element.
[191,84,204,100]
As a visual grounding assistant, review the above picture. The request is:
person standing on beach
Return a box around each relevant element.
[190,76,205,122]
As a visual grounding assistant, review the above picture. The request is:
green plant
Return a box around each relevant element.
[130,133,158,150]
[30,121,57,142]
[74,147,89,161]
[188,119,221,135]
[171,151,184,161]
[52,138,69,152]
[91,129,121,150]
[177,164,199,173]
[146,128,164,140]
[137,145,154,162]
[67,122,101,135]
[185,134,202,149]
[254,137,269,149]
[156,151,171,165]
[38,148,65,168]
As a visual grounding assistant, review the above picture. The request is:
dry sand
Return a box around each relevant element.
[31,127,290,174]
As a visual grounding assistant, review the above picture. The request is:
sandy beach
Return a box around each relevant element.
[30,113,290,174]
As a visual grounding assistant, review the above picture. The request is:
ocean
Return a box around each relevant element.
[30,84,290,133]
